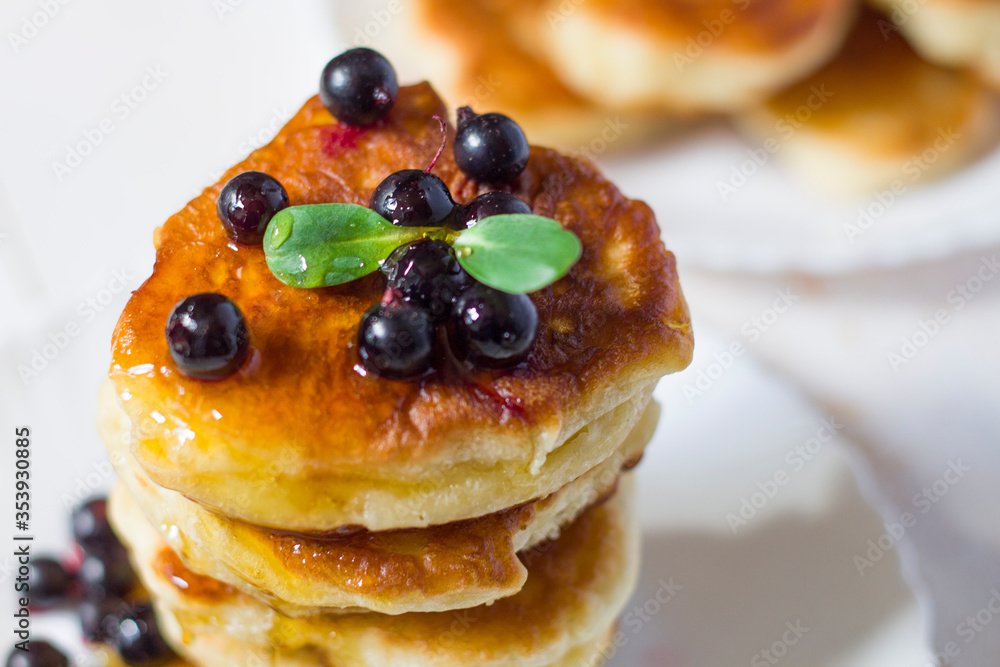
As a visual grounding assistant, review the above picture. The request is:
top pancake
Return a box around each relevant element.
[108,83,692,532]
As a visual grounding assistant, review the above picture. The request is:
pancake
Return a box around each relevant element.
[99,377,656,616]
[738,8,999,194]
[111,476,641,667]
[494,0,857,113]
[108,83,693,533]
[369,0,678,151]
[868,0,1000,88]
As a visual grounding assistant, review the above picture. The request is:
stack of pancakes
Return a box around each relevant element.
[100,83,693,665]
[371,0,1000,194]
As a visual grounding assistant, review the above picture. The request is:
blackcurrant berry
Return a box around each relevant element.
[115,604,174,666]
[381,240,471,322]
[320,48,398,126]
[358,301,435,380]
[80,595,127,642]
[451,283,538,368]
[5,641,68,667]
[454,107,529,185]
[72,497,116,555]
[216,171,289,245]
[370,169,456,227]
[452,191,531,230]
[79,545,137,600]
[26,558,74,607]
[165,294,250,381]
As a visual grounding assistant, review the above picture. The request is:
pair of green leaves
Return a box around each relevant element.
[263,204,582,295]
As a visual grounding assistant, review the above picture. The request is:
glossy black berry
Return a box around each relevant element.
[452,191,531,230]
[5,641,68,667]
[115,604,174,666]
[358,301,435,380]
[381,240,471,322]
[454,107,529,185]
[451,283,538,368]
[320,48,398,126]
[166,294,250,381]
[79,545,136,600]
[72,497,116,554]
[80,596,127,642]
[26,558,73,607]
[216,171,289,245]
[370,169,456,227]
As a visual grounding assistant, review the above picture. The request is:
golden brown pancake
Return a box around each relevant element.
[868,0,1000,88]
[739,8,999,193]
[111,476,640,667]
[100,377,656,615]
[490,0,857,112]
[370,0,678,151]
[108,83,693,533]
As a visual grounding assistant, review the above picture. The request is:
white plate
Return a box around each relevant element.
[598,125,1000,275]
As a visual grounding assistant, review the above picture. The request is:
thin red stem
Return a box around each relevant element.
[425,116,447,174]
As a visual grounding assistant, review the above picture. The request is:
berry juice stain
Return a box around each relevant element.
[322,124,367,155]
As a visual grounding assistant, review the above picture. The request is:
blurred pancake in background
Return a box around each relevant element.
[739,9,999,194]
[868,0,1000,88]
[496,0,857,113]
[376,0,678,150]
[362,0,1000,198]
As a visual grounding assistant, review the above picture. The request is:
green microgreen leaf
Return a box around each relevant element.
[453,214,582,294]
[263,204,447,288]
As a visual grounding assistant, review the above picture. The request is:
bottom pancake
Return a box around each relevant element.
[110,476,640,667]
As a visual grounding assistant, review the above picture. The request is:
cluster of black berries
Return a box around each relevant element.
[319,49,538,380]
[166,48,542,383]
[5,497,174,667]
[360,238,539,380]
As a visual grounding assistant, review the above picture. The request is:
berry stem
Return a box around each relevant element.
[456,106,477,128]
[381,286,401,305]
[425,116,448,174]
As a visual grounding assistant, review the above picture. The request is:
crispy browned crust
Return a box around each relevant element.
[109,84,691,503]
